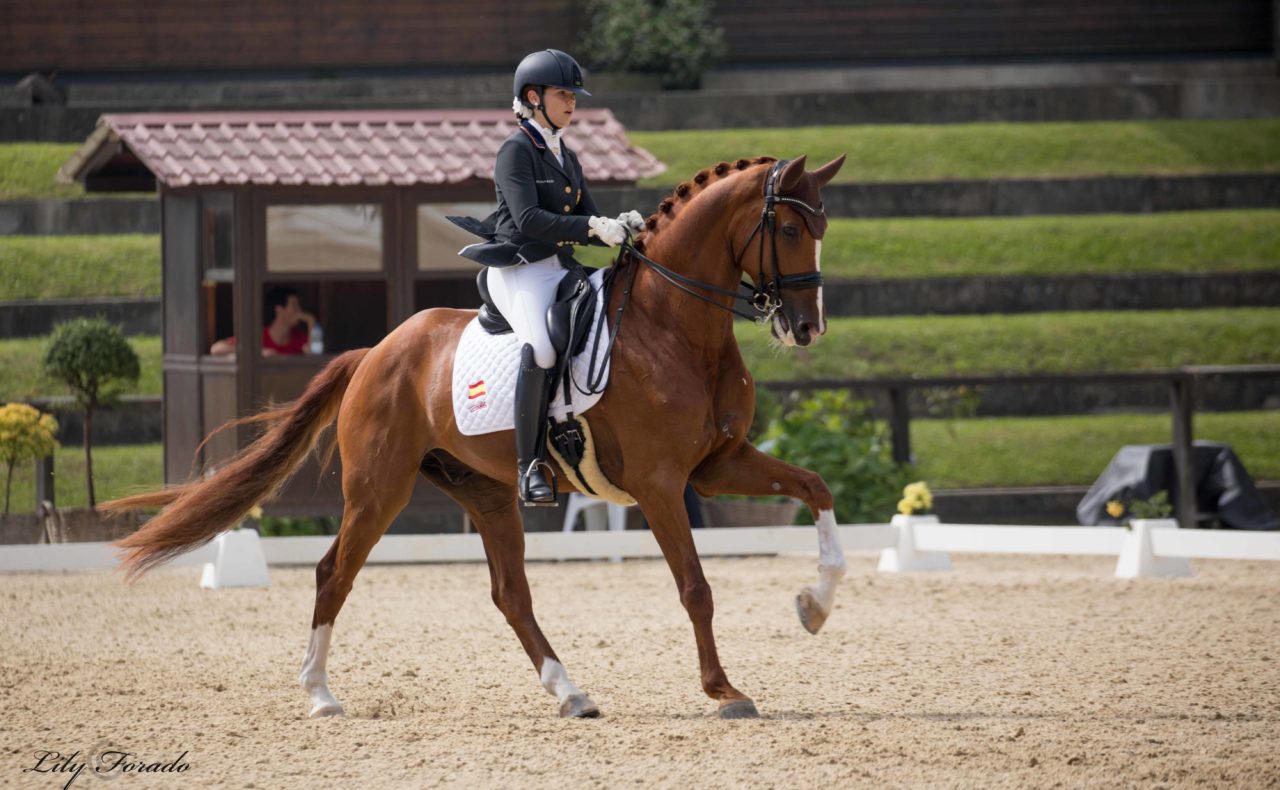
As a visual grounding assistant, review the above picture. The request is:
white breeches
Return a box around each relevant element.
[486,254,564,369]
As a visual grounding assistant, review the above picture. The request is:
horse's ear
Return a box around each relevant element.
[812,154,846,187]
[778,155,807,193]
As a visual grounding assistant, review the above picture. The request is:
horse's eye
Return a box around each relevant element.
[782,225,799,238]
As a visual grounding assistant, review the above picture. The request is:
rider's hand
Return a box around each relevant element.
[588,216,628,247]
[615,210,645,233]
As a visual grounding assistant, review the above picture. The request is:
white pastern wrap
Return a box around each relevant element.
[299,625,343,718]
[451,268,612,436]
[539,658,585,704]
[811,508,847,614]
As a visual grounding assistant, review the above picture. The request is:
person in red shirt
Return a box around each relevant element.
[209,286,316,357]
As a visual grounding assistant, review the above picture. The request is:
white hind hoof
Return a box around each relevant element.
[309,700,345,718]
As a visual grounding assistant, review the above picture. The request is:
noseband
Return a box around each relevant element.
[618,159,826,323]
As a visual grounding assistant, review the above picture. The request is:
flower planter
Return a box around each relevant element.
[42,508,144,543]
[0,514,46,544]
[702,499,801,528]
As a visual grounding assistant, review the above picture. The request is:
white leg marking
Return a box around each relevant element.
[814,241,826,335]
[299,625,344,718]
[811,508,847,614]
[539,658,585,705]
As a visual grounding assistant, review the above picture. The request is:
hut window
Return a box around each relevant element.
[266,204,383,272]
[417,203,496,271]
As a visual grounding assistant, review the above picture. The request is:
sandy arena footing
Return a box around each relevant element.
[1,553,1277,788]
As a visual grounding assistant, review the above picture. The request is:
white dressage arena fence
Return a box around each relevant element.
[2,516,1278,586]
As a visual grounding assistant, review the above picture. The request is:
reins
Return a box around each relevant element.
[576,159,826,396]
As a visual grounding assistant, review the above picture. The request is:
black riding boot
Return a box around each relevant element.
[515,344,556,506]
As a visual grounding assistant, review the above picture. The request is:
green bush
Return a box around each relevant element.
[43,319,140,507]
[759,390,910,524]
[257,515,338,537]
[580,0,728,89]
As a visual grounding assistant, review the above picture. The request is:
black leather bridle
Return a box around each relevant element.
[618,158,826,323]
[577,159,826,394]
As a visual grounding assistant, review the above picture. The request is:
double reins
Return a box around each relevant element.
[577,159,826,394]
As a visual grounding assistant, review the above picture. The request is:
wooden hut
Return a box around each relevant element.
[60,109,663,530]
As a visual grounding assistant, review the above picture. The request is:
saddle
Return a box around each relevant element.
[475,264,598,361]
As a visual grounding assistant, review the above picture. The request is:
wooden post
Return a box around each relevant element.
[888,385,911,465]
[35,454,54,509]
[1170,375,1196,529]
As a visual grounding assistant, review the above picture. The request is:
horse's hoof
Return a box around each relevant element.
[795,588,829,635]
[719,699,759,719]
[559,694,601,719]
[309,701,344,718]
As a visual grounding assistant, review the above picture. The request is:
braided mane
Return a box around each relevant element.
[631,156,777,254]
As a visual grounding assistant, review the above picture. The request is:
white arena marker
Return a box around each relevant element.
[200,529,271,589]
[878,514,953,573]
[1115,519,1191,579]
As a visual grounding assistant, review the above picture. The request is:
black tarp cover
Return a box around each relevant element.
[1077,442,1279,530]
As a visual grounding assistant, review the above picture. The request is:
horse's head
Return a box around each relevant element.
[734,154,846,347]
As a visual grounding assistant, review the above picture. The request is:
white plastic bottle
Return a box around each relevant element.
[309,324,324,355]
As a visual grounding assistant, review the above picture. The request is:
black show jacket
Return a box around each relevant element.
[449,121,605,268]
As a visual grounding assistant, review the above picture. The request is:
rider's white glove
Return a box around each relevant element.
[615,210,645,233]
[588,215,628,247]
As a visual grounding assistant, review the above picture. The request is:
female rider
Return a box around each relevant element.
[451,49,644,506]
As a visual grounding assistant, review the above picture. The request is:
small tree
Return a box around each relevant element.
[580,0,728,89]
[0,403,59,516]
[43,319,139,509]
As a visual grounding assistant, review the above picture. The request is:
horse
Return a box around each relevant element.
[104,153,850,721]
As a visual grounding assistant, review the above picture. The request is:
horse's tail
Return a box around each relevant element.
[105,348,371,580]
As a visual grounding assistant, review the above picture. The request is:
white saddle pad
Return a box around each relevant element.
[452,267,612,436]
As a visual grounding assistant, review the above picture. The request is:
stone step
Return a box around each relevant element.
[3,70,1278,142]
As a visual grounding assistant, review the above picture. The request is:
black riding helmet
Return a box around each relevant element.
[513,49,589,131]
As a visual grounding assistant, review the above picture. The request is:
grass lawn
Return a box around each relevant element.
[630,119,1280,187]
[2,442,163,513]
[0,336,162,401]
[736,308,1280,380]
[819,210,1280,279]
[913,411,1280,488]
[0,235,160,300]
[0,144,86,200]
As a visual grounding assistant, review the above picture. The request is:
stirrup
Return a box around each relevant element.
[519,459,558,507]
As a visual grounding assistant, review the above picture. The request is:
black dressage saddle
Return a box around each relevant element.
[475,264,597,361]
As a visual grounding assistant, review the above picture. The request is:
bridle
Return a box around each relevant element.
[618,158,826,323]
[578,159,825,394]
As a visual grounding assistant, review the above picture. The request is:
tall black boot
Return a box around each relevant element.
[515,344,556,506]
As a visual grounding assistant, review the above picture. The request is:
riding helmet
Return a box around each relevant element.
[513,49,590,106]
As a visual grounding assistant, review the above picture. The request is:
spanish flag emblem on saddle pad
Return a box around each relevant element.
[467,380,487,399]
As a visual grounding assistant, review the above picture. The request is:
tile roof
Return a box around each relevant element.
[62,109,665,188]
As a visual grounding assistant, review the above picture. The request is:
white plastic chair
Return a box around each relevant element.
[562,492,629,534]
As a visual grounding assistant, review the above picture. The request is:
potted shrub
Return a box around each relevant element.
[40,319,142,541]
[579,0,728,90]
[707,389,911,527]
[0,403,59,543]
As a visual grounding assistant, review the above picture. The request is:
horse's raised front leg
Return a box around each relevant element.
[692,443,847,635]
[632,478,758,719]
[420,453,599,719]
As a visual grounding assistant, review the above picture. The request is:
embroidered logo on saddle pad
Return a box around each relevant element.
[451,268,613,436]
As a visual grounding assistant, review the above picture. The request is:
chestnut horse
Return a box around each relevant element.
[105,154,849,721]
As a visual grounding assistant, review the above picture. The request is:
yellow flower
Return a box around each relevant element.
[248,505,264,520]
[1106,500,1125,518]
[897,498,914,515]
